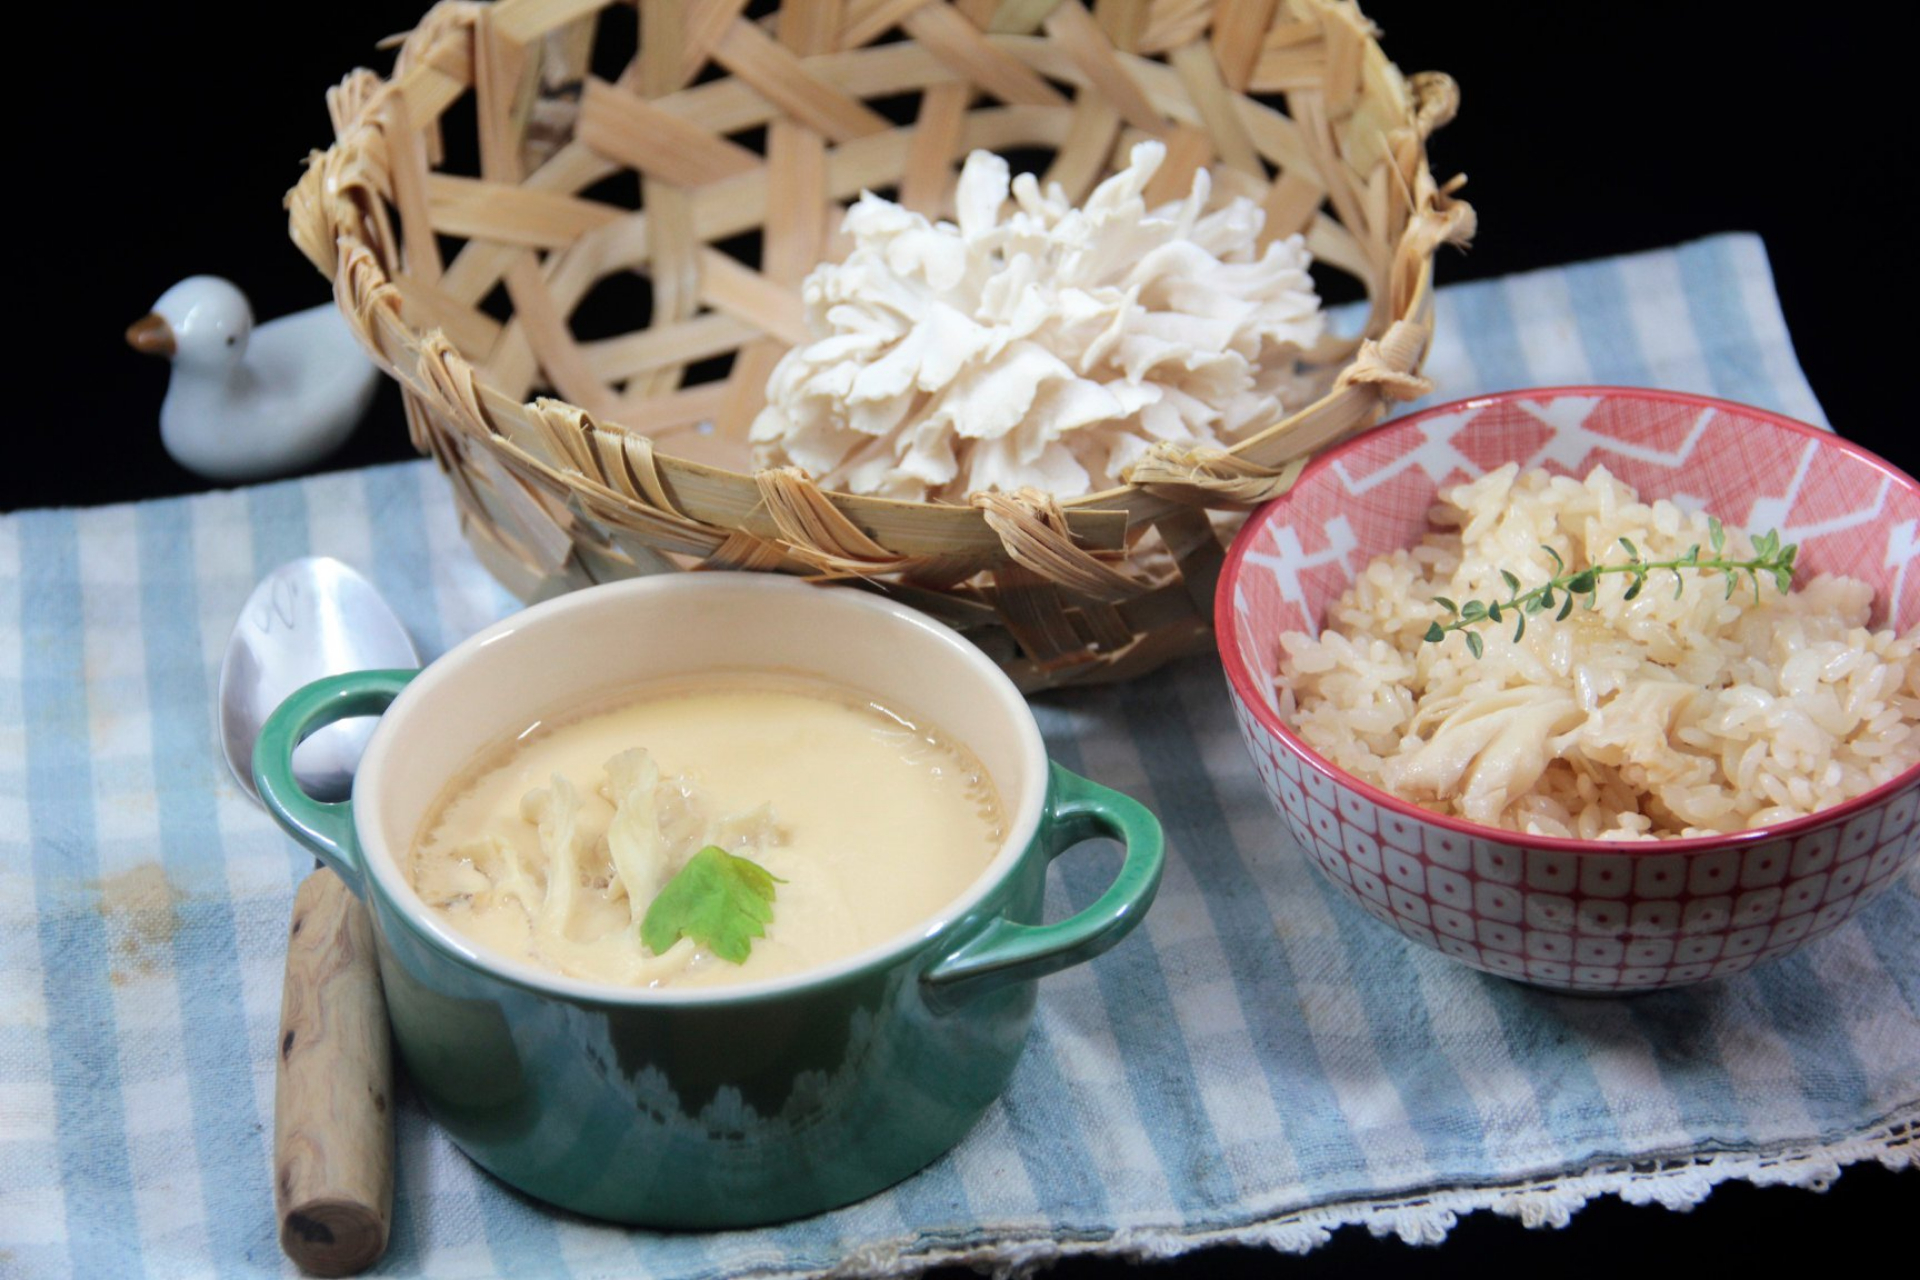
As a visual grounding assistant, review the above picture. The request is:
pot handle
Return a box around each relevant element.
[922,763,1163,1009]
[254,670,417,895]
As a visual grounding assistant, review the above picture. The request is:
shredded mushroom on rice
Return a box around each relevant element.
[1277,465,1920,839]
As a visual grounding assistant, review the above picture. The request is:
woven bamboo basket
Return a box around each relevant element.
[289,0,1472,691]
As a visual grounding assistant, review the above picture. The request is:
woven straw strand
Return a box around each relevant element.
[288,0,1469,690]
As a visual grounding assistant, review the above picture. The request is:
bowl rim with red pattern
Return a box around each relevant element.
[1215,384,1920,857]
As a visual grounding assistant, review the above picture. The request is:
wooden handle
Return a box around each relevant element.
[275,868,393,1277]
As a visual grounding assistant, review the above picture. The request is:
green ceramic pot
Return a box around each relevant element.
[254,573,1162,1227]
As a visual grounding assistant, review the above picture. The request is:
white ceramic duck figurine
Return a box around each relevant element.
[126,276,379,482]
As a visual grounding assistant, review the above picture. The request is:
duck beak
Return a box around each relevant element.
[126,313,176,357]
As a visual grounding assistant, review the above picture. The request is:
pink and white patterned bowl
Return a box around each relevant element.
[1216,387,1920,994]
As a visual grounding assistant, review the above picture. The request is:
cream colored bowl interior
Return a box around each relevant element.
[351,573,1051,996]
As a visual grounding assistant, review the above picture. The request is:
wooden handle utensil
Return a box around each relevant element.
[275,868,393,1277]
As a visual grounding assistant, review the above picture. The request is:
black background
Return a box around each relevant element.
[14,1,1913,1274]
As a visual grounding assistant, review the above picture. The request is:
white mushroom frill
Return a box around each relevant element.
[749,141,1327,501]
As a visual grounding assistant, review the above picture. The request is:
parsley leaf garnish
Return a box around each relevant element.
[639,846,784,964]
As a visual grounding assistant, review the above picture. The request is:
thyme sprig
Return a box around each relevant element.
[1423,516,1798,657]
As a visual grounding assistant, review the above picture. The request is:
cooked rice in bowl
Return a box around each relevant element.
[1278,464,1920,839]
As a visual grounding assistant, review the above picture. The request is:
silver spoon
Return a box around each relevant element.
[219,557,418,1277]
[220,556,418,805]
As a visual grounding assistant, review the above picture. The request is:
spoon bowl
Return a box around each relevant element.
[220,557,418,803]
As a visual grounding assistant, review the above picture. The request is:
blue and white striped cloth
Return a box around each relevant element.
[3,235,1913,1278]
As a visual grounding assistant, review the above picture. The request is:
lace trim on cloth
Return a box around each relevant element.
[822,1109,1917,1279]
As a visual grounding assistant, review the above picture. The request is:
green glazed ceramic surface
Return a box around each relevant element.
[256,657,1161,1227]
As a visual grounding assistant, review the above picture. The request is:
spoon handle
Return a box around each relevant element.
[275,868,393,1277]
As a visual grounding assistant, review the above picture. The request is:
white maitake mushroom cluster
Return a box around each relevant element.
[749,141,1328,501]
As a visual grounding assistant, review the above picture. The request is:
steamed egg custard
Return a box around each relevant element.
[409,673,1005,989]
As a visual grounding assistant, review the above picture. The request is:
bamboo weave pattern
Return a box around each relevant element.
[289,0,1471,689]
